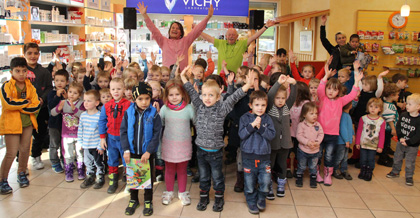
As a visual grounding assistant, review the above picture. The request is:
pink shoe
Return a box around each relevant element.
[316,166,324,183]
[323,167,333,186]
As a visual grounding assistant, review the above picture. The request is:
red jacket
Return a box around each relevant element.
[99,98,131,138]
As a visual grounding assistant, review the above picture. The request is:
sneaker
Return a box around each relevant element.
[386,172,400,178]
[296,174,303,187]
[80,175,95,189]
[247,204,259,214]
[125,200,139,216]
[212,194,224,212]
[342,171,353,180]
[257,199,266,211]
[0,180,12,194]
[143,201,153,216]
[93,175,105,189]
[276,178,287,197]
[178,191,191,206]
[52,163,64,173]
[31,156,44,170]
[332,170,344,179]
[406,177,414,186]
[162,191,174,205]
[17,172,29,188]
[266,183,275,200]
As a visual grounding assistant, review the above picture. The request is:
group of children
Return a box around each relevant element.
[1,40,420,216]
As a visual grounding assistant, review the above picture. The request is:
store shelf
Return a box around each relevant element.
[0,43,24,47]
[30,0,84,8]
[86,40,121,43]
[39,42,84,47]
[85,24,116,28]
[0,18,26,22]
[30,21,84,27]
[85,7,113,13]
[40,58,85,67]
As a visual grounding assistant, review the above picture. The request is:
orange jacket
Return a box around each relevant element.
[0,77,41,134]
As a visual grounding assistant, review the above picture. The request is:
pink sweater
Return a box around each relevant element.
[317,80,359,135]
[145,16,209,70]
[296,121,324,154]
[290,100,310,137]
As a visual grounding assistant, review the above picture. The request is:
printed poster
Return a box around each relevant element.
[101,0,110,11]
[126,158,152,189]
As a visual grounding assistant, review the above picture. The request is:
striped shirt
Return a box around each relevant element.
[77,111,101,150]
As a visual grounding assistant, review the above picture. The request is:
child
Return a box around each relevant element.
[180,65,253,212]
[78,90,105,189]
[378,82,400,167]
[260,74,270,90]
[276,48,291,75]
[333,102,354,180]
[148,81,164,111]
[267,75,297,198]
[289,50,325,85]
[238,90,276,214]
[337,68,353,94]
[121,82,162,216]
[24,42,53,170]
[192,62,205,91]
[387,93,420,186]
[47,69,69,173]
[159,79,195,206]
[161,66,170,84]
[296,102,324,188]
[99,78,132,194]
[124,78,137,102]
[148,65,162,82]
[355,98,385,181]
[391,73,409,113]
[289,81,310,179]
[123,67,140,82]
[84,71,111,91]
[51,82,86,182]
[74,69,85,84]
[340,34,365,67]
[317,62,363,186]
[99,88,112,106]
[309,78,320,102]
[0,57,40,194]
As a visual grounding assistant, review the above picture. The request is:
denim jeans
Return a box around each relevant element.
[297,148,318,175]
[391,142,419,178]
[360,148,376,169]
[107,134,126,167]
[243,158,271,205]
[319,134,338,167]
[197,148,224,192]
[334,144,349,172]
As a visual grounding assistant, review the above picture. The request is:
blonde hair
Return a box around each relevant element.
[338,68,351,77]
[69,81,84,94]
[123,67,140,81]
[309,78,320,87]
[99,88,111,96]
[407,93,420,105]
[128,62,140,69]
[366,97,383,115]
[97,71,111,81]
[148,80,163,99]
[124,78,137,90]
[363,75,378,92]
[202,80,221,97]
[150,65,162,75]
[72,62,83,75]
[161,66,170,74]
[110,77,124,86]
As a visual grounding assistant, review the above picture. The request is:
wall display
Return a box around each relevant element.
[126,0,249,17]
[30,6,39,21]
[101,0,110,12]
[300,31,312,52]
[86,0,99,9]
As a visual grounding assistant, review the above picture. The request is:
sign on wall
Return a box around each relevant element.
[126,0,249,17]
[101,0,111,11]
[87,0,99,9]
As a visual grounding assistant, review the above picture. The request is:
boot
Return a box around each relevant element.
[364,166,373,181]
[65,163,74,182]
[196,190,209,211]
[234,171,244,192]
[310,174,317,188]
[332,170,344,179]
[107,173,119,194]
[80,174,95,189]
[93,174,105,189]
[277,178,287,197]
[323,167,333,186]
[266,182,275,200]
[77,162,85,180]
[316,165,324,183]
[213,191,224,212]
[295,174,303,187]
[358,165,366,180]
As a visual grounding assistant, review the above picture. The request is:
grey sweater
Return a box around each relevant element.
[184,82,246,150]
[267,82,297,150]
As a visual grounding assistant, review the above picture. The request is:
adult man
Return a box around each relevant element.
[200,20,276,73]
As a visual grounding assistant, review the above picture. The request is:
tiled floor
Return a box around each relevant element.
[1,148,420,218]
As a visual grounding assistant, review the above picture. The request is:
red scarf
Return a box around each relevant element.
[166,100,187,111]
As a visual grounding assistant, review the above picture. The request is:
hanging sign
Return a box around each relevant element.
[126,0,249,17]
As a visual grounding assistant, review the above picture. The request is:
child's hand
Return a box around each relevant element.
[324,55,334,78]
[252,116,261,129]
[68,54,75,64]
[377,148,383,153]
[92,59,98,68]
[104,62,113,72]
[146,60,154,69]
[353,60,361,71]
[391,129,397,136]
[140,152,150,164]
[140,52,147,60]
[222,60,227,68]
[86,62,93,76]
[97,148,104,155]
[116,58,123,69]
[56,61,63,70]
[354,70,364,83]
[286,76,296,85]
[378,70,389,79]
[176,54,185,65]
[397,102,406,110]
[100,138,107,149]
[345,142,350,148]
[356,144,360,150]
[122,59,129,69]
[242,52,249,61]
[277,74,287,84]
[269,55,277,66]
[321,15,327,25]
[123,152,130,164]
[58,100,65,111]
[193,82,199,93]
[400,138,407,146]
[289,50,297,63]
[57,89,66,97]
[151,52,156,64]
[69,101,76,111]
[152,101,160,112]
[227,72,235,85]
[180,65,191,83]
[206,51,212,60]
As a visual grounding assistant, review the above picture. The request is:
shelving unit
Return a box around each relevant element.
[29,21,84,27]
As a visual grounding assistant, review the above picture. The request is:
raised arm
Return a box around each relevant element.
[320,15,335,55]
[375,70,388,97]
[184,5,213,45]
[247,20,276,46]
[200,32,215,44]
[137,2,165,46]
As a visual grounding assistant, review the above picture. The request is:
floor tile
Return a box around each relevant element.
[5,185,53,203]
[371,210,413,218]
[151,197,183,217]
[19,202,68,218]
[350,179,389,194]
[333,208,374,218]
[224,185,246,203]
[71,191,116,209]
[321,178,356,193]
[99,207,141,218]
[359,193,405,211]
[29,171,64,187]
[0,183,20,200]
[59,206,106,218]
[266,189,294,205]
[291,189,330,207]
[380,180,420,196]
[38,187,85,206]
[57,179,85,190]
[289,176,323,191]
[220,201,256,218]
[180,198,219,218]
[295,205,336,218]
[260,204,298,218]
[411,213,420,218]
[325,191,367,209]
[0,201,32,218]
[394,195,420,213]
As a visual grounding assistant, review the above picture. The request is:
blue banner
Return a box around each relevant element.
[126,0,249,17]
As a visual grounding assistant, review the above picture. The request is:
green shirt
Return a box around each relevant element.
[15,84,32,128]
[214,39,248,74]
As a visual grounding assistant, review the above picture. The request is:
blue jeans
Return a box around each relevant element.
[107,134,126,167]
[319,134,338,167]
[334,144,349,172]
[297,148,318,175]
[197,148,225,192]
[360,148,376,169]
[243,158,271,205]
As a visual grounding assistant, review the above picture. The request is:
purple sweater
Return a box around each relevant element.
[51,99,85,138]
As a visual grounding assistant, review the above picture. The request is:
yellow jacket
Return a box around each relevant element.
[0,77,41,134]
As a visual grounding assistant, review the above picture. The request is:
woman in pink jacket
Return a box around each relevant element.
[137,2,213,70]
